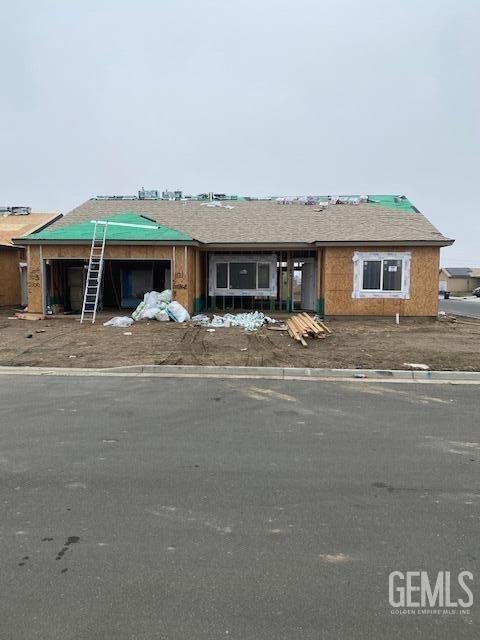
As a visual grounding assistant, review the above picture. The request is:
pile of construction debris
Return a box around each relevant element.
[191,311,276,332]
[286,313,332,347]
[103,298,332,343]
[104,290,191,327]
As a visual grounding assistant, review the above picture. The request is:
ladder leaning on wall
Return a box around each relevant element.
[80,221,108,324]
[80,218,161,324]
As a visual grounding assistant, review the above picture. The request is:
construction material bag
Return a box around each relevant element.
[158,289,172,304]
[132,290,171,321]
[103,316,134,327]
[142,302,168,320]
[166,301,190,323]
[155,310,170,322]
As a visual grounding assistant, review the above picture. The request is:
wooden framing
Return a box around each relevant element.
[24,242,441,317]
[0,248,24,306]
[26,244,196,314]
[323,245,440,316]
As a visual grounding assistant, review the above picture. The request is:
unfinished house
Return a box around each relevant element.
[0,208,60,308]
[16,192,453,318]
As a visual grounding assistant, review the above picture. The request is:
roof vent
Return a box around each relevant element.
[96,195,136,200]
[162,190,182,200]
[0,206,31,215]
[138,188,160,200]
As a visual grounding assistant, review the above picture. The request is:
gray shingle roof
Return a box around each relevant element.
[445,267,471,277]
[42,197,452,245]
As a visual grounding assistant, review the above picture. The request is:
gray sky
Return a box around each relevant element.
[1,0,479,265]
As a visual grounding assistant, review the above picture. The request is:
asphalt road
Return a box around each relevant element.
[439,297,480,318]
[1,376,479,639]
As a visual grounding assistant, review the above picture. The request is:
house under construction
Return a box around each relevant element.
[15,191,453,318]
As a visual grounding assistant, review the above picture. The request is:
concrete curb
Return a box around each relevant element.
[0,364,479,383]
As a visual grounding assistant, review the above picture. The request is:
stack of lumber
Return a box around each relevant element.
[286,313,331,347]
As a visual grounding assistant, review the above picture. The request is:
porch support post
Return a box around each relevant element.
[26,245,45,314]
[316,247,325,316]
[286,251,293,312]
[194,249,203,312]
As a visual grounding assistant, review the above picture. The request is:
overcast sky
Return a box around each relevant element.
[1,0,478,265]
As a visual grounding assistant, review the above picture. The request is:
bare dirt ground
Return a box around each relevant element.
[1,309,479,371]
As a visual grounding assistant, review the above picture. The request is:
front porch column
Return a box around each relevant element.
[172,246,195,313]
[286,252,293,312]
[316,247,325,316]
[26,245,45,314]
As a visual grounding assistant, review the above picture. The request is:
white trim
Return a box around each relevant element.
[352,251,411,299]
[209,254,277,296]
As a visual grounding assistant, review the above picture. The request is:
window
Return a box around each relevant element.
[216,263,228,288]
[209,255,277,296]
[382,259,402,291]
[257,263,270,288]
[363,260,382,290]
[229,262,257,289]
[352,252,411,299]
[362,258,403,291]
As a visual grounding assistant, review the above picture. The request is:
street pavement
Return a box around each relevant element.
[0,376,479,639]
[439,297,480,318]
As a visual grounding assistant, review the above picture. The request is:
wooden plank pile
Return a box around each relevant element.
[286,313,332,347]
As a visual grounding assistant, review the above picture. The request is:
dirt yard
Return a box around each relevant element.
[1,309,479,371]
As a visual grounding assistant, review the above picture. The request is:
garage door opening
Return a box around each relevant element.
[45,259,171,313]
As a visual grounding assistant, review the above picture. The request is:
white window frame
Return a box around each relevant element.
[209,254,277,296]
[352,251,411,299]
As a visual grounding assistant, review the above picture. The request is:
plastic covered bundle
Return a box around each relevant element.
[155,310,170,321]
[103,316,134,327]
[193,311,276,331]
[224,311,275,331]
[132,290,173,321]
[166,301,190,323]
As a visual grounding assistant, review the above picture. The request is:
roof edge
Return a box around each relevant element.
[314,239,454,248]
[13,238,454,248]
[12,238,201,247]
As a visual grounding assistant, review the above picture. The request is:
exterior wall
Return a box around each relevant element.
[445,277,479,294]
[25,243,443,317]
[438,272,448,292]
[323,246,440,317]
[0,248,22,306]
[26,244,200,314]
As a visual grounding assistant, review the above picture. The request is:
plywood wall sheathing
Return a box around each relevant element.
[323,246,440,317]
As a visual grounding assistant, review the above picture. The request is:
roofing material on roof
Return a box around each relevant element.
[17,195,453,246]
[0,212,60,247]
[444,267,473,277]
[22,212,192,242]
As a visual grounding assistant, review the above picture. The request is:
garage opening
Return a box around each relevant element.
[45,259,171,313]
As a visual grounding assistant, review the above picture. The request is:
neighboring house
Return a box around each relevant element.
[0,209,60,307]
[439,267,480,294]
[16,193,453,317]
